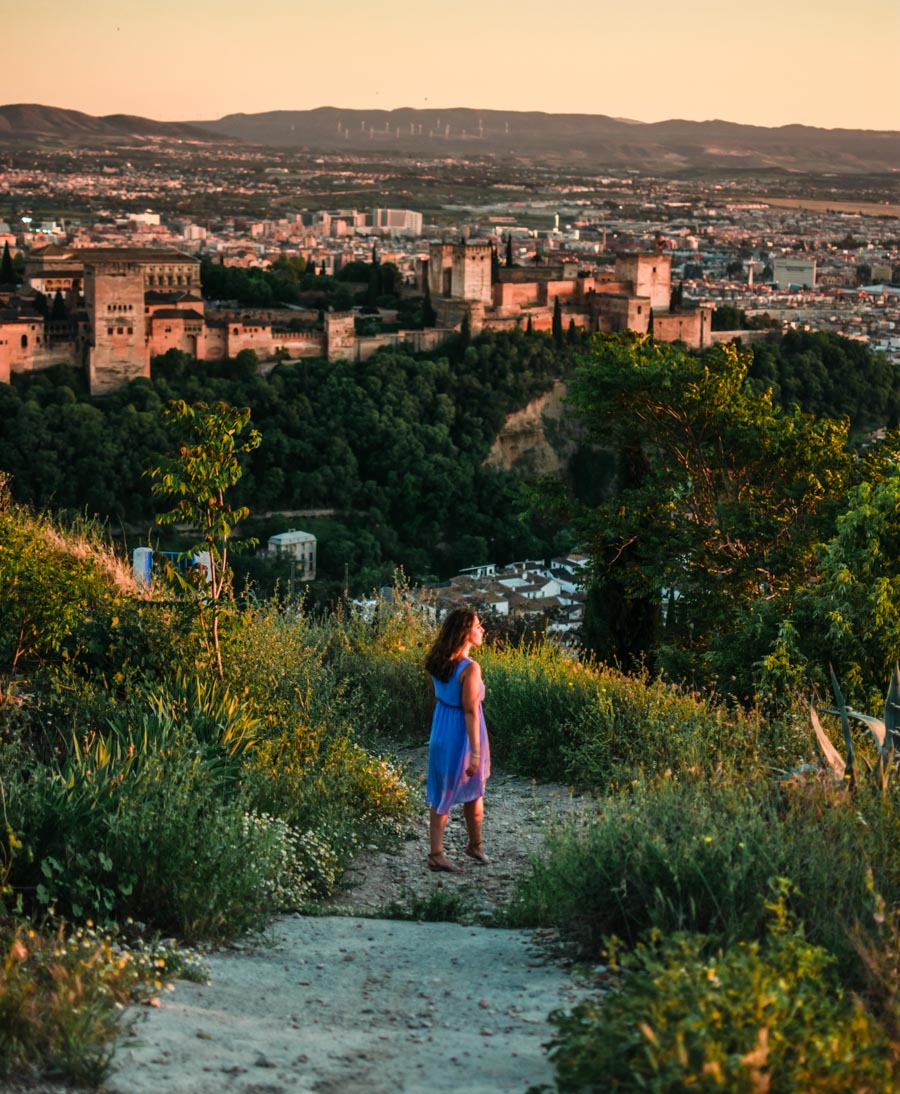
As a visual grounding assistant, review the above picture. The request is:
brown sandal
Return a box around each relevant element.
[464,843,489,865]
[428,852,463,874]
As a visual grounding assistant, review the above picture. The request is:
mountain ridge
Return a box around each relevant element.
[1,102,897,173]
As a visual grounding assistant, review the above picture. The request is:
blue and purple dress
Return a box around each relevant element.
[426,657,491,815]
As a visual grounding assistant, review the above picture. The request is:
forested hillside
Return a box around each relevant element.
[0,331,571,592]
[0,329,895,598]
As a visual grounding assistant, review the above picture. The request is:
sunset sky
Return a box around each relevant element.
[8,0,899,131]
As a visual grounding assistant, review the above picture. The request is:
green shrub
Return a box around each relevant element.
[242,717,412,878]
[509,778,900,976]
[479,642,790,787]
[323,589,435,745]
[0,500,135,674]
[103,749,283,939]
[221,599,343,726]
[508,778,777,951]
[547,914,894,1092]
[0,920,205,1086]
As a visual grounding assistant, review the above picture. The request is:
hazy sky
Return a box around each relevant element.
[8,0,899,130]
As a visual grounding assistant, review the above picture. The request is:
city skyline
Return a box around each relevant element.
[7,0,900,133]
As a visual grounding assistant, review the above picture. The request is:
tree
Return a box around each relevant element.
[525,314,533,335]
[422,280,437,328]
[792,457,900,697]
[50,290,68,321]
[147,401,261,679]
[567,318,578,345]
[491,245,499,283]
[365,261,380,308]
[552,297,563,347]
[505,234,514,268]
[712,304,747,331]
[568,335,853,677]
[0,242,14,287]
[458,310,471,356]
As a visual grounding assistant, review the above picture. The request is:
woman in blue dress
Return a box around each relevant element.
[424,607,491,873]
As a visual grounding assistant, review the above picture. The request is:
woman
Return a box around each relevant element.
[424,607,491,873]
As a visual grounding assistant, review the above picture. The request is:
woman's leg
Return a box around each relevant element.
[463,796,487,860]
[429,807,449,856]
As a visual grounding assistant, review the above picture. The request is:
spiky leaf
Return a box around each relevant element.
[828,665,856,783]
[884,663,900,751]
[810,703,846,780]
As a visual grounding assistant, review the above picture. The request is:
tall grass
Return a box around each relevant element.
[507,777,900,977]
[479,640,803,786]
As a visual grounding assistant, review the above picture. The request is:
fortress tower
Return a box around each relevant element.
[615,253,672,313]
[84,255,149,395]
[428,240,493,304]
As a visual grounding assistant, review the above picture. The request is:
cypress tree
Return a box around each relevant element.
[526,314,533,335]
[51,289,67,320]
[567,317,578,345]
[505,234,514,268]
[366,261,380,308]
[458,310,471,356]
[491,245,499,283]
[0,241,14,286]
[552,297,563,347]
[647,308,654,337]
[422,279,436,327]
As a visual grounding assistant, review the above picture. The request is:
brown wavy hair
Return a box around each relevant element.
[425,607,479,682]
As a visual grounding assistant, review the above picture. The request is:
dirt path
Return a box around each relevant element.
[42,749,599,1094]
[324,744,590,921]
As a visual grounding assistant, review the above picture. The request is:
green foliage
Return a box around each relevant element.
[0,241,14,287]
[811,664,900,791]
[711,302,747,329]
[384,885,469,923]
[749,329,900,431]
[0,486,136,674]
[0,921,205,1086]
[546,896,894,1093]
[799,465,900,699]
[510,776,900,980]
[0,331,567,588]
[147,400,261,677]
[552,296,564,347]
[569,334,854,688]
[479,640,773,785]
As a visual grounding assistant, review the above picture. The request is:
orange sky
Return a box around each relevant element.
[7,0,900,131]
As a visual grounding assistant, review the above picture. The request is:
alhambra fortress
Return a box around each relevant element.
[0,242,714,393]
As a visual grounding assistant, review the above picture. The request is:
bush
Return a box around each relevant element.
[480,641,784,786]
[508,778,900,976]
[0,497,137,675]
[0,921,205,1086]
[546,897,894,1092]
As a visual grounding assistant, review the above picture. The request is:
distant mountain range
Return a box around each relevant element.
[2,103,898,173]
[0,103,217,143]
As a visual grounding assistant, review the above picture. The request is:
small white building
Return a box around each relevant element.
[267,529,316,581]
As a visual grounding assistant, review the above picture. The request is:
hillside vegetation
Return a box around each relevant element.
[3,328,900,1087]
[1,480,899,1087]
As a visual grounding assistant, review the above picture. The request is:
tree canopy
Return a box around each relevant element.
[568,334,858,685]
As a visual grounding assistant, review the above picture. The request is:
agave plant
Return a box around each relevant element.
[810,664,900,791]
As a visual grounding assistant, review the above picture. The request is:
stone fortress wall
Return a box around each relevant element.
[1,242,714,393]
